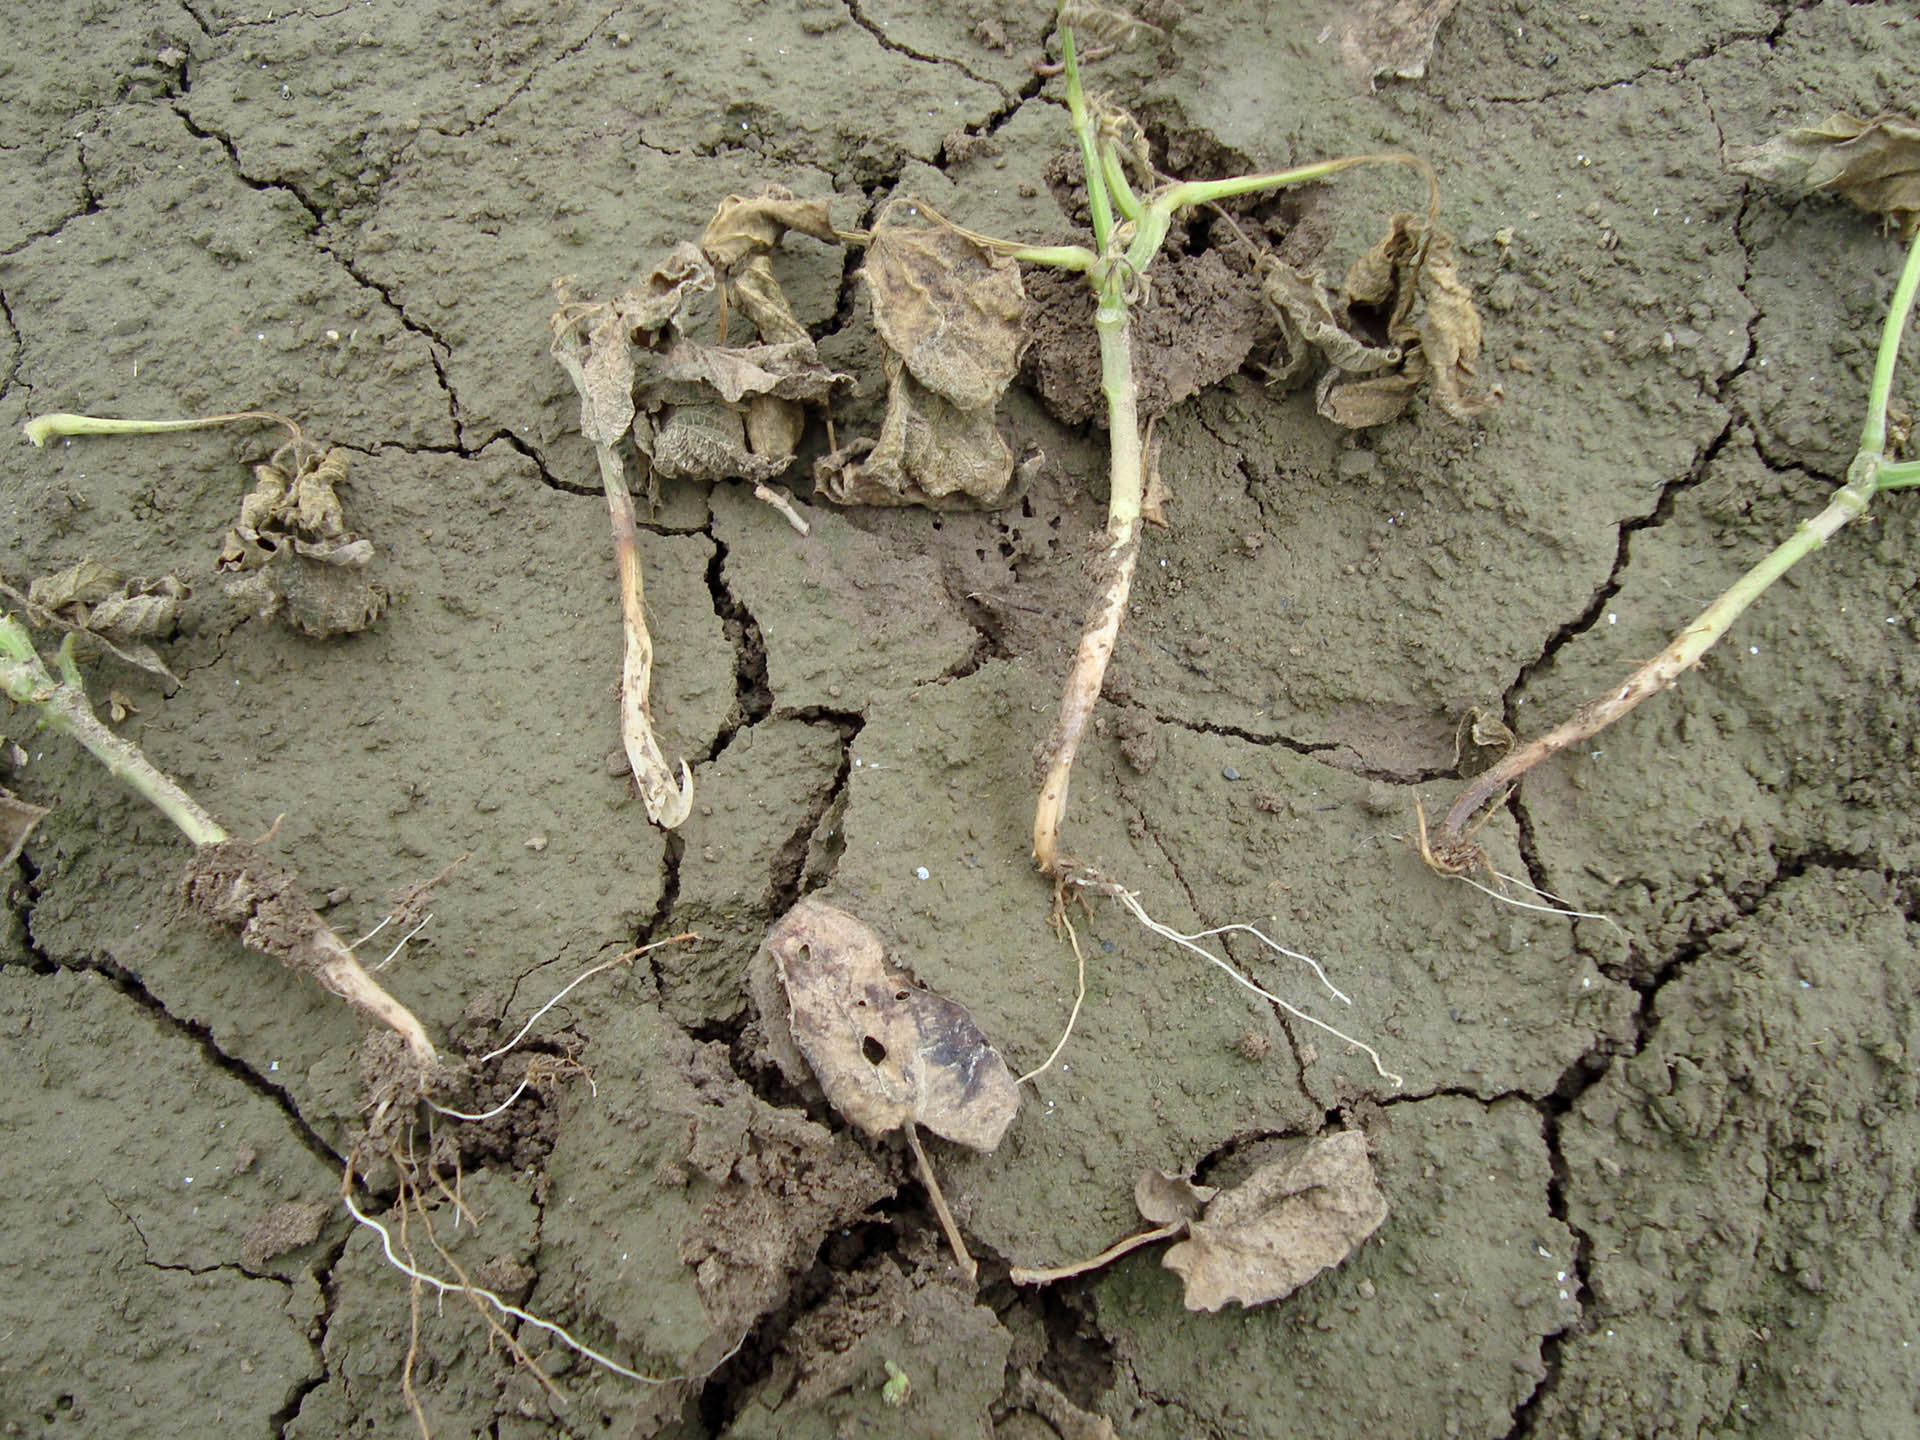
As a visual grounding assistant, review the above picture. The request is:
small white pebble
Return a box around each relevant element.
[914,866,930,880]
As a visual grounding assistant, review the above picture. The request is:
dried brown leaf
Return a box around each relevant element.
[817,355,1016,507]
[1730,113,1920,240]
[764,895,1019,1152]
[549,245,715,448]
[864,216,1026,412]
[1134,1168,1213,1226]
[1263,212,1496,427]
[1162,1130,1387,1311]
[27,558,125,614]
[701,188,838,272]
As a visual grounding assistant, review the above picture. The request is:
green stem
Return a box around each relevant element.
[1060,25,1114,256]
[23,409,300,449]
[1,619,229,846]
[1099,139,1145,226]
[1860,232,1920,463]
[1876,459,1920,489]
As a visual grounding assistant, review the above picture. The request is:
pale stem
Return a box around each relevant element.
[1439,481,1870,841]
[22,409,300,448]
[598,445,694,828]
[1032,287,1142,874]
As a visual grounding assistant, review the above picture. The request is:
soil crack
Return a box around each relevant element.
[842,0,1010,100]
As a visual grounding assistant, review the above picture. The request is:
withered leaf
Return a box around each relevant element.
[1134,1169,1213,1227]
[817,355,1015,507]
[1,787,49,869]
[1729,113,1920,240]
[1161,1130,1387,1312]
[27,558,125,615]
[1263,212,1497,428]
[864,218,1026,412]
[763,896,1019,1152]
[218,449,385,637]
[701,189,838,273]
[702,188,839,345]
[549,245,717,448]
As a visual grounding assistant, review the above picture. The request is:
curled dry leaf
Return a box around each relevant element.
[1729,113,1920,240]
[11,560,188,681]
[218,448,387,637]
[761,895,1019,1151]
[1262,212,1497,428]
[1162,1130,1387,1312]
[817,207,1028,508]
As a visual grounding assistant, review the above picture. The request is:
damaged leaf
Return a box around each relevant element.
[9,562,188,682]
[1729,113,1920,240]
[763,895,1019,1151]
[701,187,839,345]
[218,448,387,637]
[817,207,1028,508]
[1011,1132,1386,1306]
[1262,212,1497,428]
[1,786,49,869]
[1162,1130,1388,1312]
[550,245,717,450]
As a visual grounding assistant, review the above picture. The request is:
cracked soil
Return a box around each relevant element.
[3,1,1919,1437]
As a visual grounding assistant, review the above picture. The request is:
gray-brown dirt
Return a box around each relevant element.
[3,2,1917,1437]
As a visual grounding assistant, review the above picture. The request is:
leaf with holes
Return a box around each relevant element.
[761,895,1019,1152]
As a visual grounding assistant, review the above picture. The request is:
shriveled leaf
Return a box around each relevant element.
[27,558,125,614]
[1729,113,1920,239]
[1264,212,1496,427]
[218,449,385,636]
[549,245,715,447]
[651,336,850,408]
[1,786,49,868]
[645,402,794,485]
[764,895,1019,1152]
[1337,0,1462,87]
[1162,1130,1387,1312]
[702,187,839,345]
[85,575,187,640]
[1261,263,1403,376]
[701,188,838,272]
[1134,1169,1213,1226]
[864,217,1026,412]
[816,356,1016,507]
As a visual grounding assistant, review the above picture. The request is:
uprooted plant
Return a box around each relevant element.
[0,610,442,1079]
[1421,114,1920,876]
[549,193,850,828]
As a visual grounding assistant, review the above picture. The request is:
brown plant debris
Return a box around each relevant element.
[1729,113,1920,240]
[1011,1131,1386,1311]
[817,205,1028,508]
[1164,1130,1388,1310]
[1262,211,1497,427]
[761,896,1018,1151]
[6,560,188,681]
[0,787,48,868]
[218,447,388,637]
[757,895,1018,1280]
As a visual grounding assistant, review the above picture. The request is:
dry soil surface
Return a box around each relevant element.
[3,2,1919,1438]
